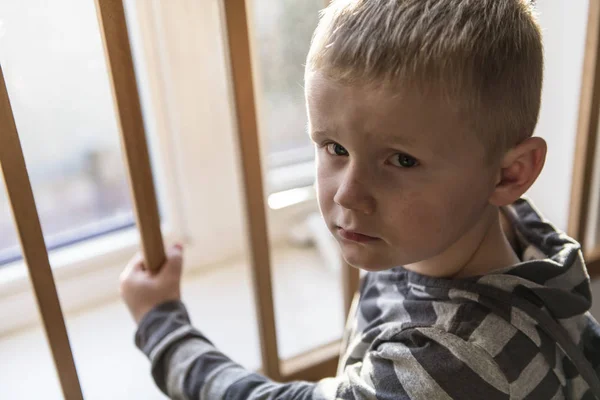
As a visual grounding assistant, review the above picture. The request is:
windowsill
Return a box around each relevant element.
[0,195,321,336]
[0,157,317,297]
[0,227,140,296]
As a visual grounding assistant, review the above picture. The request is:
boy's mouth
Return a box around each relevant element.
[337,227,380,243]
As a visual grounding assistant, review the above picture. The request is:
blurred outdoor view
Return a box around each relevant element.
[0,0,135,265]
[0,0,322,266]
[252,0,323,167]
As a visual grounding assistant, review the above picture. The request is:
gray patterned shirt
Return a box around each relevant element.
[136,198,600,399]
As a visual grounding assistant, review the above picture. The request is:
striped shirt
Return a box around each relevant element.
[136,198,600,399]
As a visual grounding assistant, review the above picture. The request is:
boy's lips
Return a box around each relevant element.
[337,227,380,243]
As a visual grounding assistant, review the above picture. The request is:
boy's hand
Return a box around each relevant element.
[119,244,184,324]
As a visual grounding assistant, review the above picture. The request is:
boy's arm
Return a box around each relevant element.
[136,300,513,400]
[135,300,319,399]
[121,247,513,399]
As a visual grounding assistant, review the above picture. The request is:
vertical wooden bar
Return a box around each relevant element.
[223,0,282,381]
[569,0,600,250]
[94,0,165,271]
[0,65,84,400]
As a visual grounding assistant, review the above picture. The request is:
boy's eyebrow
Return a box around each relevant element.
[308,129,331,140]
[309,128,419,148]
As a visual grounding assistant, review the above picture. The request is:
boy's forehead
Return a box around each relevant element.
[307,73,465,136]
[306,71,458,117]
[306,71,395,103]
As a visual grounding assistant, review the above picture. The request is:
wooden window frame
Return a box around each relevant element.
[570,0,600,278]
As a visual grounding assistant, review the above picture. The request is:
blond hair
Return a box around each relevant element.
[306,0,544,157]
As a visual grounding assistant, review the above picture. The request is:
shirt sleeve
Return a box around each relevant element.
[135,301,510,400]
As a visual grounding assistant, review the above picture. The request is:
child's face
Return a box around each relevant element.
[306,71,500,271]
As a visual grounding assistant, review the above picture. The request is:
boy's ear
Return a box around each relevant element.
[489,137,547,207]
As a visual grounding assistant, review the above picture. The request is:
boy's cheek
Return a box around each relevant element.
[317,192,341,233]
[315,176,335,209]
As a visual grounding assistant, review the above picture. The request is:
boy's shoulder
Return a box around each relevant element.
[354,269,524,354]
[342,270,565,396]
[342,278,549,397]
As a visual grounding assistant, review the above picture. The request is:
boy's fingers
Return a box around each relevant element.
[121,252,145,279]
[169,244,183,259]
[129,251,144,266]
[162,244,184,276]
[123,245,182,280]
[119,253,142,292]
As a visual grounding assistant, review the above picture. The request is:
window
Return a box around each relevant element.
[0,0,333,337]
[568,0,600,275]
[0,0,139,266]
[0,0,355,390]
[250,0,323,173]
[0,0,188,340]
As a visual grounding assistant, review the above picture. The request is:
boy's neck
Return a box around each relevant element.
[404,206,520,279]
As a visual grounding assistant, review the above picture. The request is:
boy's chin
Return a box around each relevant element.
[340,250,397,272]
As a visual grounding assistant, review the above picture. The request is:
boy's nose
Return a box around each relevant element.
[333,169,375,215]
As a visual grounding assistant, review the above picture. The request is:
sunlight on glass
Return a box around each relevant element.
[267,187,312,210]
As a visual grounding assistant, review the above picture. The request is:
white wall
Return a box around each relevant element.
[527,0,590,231]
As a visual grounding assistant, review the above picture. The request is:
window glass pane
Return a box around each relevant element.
[251,0,323,168]
[0,0,138,265]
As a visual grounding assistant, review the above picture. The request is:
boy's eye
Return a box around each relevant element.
[326,143,349,156]
[389,153,419,168]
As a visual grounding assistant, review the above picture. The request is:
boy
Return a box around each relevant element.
[120,0,600,398]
